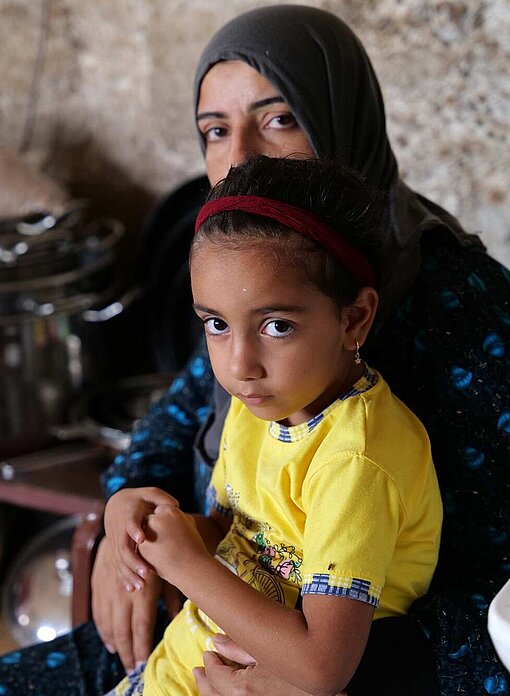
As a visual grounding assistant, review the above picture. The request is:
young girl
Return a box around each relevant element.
[105,156,442,695]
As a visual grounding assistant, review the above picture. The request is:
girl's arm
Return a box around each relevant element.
[139,505,374,696]
[104,487,230,591]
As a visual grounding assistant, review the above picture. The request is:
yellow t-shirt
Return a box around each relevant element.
[143,368,442,695]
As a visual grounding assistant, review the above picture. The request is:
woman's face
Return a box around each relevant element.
[197,61,313,185]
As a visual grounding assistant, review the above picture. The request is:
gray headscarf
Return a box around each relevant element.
[193,4,482,319]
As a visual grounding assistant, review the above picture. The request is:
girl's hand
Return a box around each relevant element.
[104,487,179,591]
[138,504,209,585]
[194,650,348,695]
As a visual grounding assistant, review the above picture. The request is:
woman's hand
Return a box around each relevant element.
[138,504,209,585]
[104,487,179,591]
[91,536,185,672]
[92,536,162,671]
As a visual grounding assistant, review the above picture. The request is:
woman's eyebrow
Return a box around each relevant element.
[196,96,285,122]
[248,96,285,111]
[196,111,224,122]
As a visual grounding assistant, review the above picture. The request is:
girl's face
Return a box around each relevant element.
[191,241,363,426]
[197,61,313,185]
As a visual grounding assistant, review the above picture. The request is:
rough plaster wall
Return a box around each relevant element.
[1,0,509,264]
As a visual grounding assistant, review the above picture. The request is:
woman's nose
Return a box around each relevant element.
[229,127,261,167]
[229,338,264,381]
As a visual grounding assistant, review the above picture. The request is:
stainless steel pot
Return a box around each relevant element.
[0,211,136,457]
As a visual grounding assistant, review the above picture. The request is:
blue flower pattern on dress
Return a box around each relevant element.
[497,412,510,433]
[161,436,183,450]
[190,356,206,378]
[450,366,473,390]
[439,289,461,310]
[149,463,171,478]
[132,430,149,444]
[484,333,506,357]
[485,675,509,694]
[0,654,21,665]
[463,445,485,470]
[467,272,487,291]
[46,652,66,669]
[105,475,127,495]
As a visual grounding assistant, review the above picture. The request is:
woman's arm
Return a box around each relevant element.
[139,505,374,696]
[101,336,214,510]
[94,337,214,669]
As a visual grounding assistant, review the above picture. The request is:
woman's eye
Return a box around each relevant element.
[267,113,298,129]
[202,126,228,142]
[263,320,294,338]
[204,318,229,336]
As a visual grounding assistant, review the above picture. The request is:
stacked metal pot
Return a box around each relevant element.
[0,205,129,456]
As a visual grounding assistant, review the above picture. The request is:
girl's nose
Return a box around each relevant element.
[229,339,265,381]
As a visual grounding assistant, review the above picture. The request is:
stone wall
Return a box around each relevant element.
[1,0,509,264]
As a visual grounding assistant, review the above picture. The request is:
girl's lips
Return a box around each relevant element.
[238,393,271,405]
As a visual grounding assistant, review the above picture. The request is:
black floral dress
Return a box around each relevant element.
[370,231,510,695]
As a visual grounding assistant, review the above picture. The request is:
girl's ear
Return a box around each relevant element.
[343,287,379,350]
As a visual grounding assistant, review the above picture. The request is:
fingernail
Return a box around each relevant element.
[134,581,142,591]
[106,644,116,654]
[137,567,146,578]
[125,583,133,592]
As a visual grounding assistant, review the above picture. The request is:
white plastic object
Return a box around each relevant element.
[488,578,510,671]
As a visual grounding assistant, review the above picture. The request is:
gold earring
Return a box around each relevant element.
[354,340,362,365]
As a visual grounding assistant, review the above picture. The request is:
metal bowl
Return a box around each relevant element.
[53,372,174,454]
[1,516,79,646]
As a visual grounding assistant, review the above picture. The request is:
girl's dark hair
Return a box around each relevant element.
[193,156,384,312]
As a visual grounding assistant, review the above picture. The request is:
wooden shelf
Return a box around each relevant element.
[0,442,106,516]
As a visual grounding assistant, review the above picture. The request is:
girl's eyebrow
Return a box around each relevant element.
[193,303,304,315]
[196,96,285,122]
[254,305,303,314]
[193,303,220,314]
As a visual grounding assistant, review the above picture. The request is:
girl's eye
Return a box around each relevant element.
[204,318,229,336]
[267,113,298,129]
[202,125,228,142]
[262,320,294,338]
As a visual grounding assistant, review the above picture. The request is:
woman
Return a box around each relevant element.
[0,5,507,695]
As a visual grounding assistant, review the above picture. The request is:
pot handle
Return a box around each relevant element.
[14,285,143,322]
[50,422,98,442]
[0,215,123,265]
[81,285,143,322]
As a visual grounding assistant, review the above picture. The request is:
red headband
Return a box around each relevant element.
[195,195,375,288]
